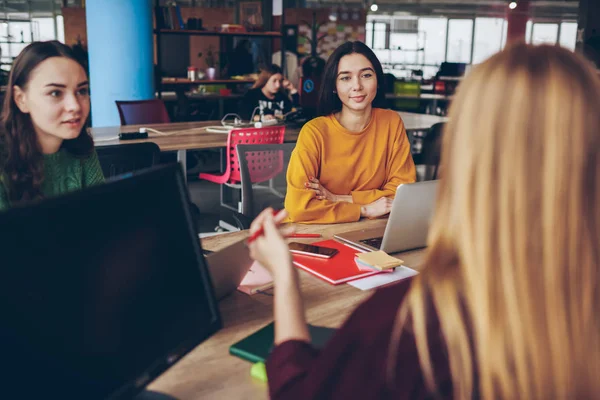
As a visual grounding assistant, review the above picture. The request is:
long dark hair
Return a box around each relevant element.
[252,63,283,90]
[317,41,386,117]
[0,40,93,204]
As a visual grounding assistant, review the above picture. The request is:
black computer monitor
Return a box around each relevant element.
[0,164,221,399]
[436,62,467,77]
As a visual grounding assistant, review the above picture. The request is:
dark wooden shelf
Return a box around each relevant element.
[155,29,282,38]
[154,16,281,100]
[162,78,255,85]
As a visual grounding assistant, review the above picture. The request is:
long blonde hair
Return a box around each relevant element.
[399,43,600,399]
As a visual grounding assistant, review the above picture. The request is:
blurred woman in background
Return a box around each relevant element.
[241,64,299,122]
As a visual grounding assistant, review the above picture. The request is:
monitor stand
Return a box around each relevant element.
[134,390,178,400]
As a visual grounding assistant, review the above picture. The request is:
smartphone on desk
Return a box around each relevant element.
[289,242,338,259]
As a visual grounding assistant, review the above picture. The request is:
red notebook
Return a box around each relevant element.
[292,239,382,285]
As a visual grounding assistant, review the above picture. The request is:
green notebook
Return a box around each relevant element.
[229,322,337,364]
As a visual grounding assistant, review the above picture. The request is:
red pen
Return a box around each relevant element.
[246,209,286,244]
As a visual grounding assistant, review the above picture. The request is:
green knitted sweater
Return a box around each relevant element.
[0,149,105,211]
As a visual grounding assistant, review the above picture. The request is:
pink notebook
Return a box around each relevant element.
[237,261,274,295]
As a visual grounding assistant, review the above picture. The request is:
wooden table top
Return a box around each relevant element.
[145,219,427,399]
[162,78,255,85]
[161,92,245,102]
[89,112,448,152]
[91,121,300,151]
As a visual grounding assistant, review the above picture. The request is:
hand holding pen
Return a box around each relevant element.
[247,210,321,244]
[246,209,295,277]
[246,208,323,282]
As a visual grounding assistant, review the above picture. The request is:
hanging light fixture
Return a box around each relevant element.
[509,1,517,10]
[370,3,378,12]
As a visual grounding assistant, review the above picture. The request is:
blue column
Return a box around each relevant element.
[86,0,154,127]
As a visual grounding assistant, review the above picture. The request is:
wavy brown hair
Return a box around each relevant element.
[0,40,94,204]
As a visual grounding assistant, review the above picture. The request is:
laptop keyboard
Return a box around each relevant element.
[359,237,383,249]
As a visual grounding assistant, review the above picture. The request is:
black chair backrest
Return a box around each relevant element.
[383,73,397,94]
[96,143,161,179]
[419,122,445,180]
[236,143,296,218]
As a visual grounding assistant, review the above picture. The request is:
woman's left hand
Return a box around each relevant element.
[282,79,296,93]
[305,176,338,202]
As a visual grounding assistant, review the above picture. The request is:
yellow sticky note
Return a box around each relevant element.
[251,361,268,382]
[356,251,403,271]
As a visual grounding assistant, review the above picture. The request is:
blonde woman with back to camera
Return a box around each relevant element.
[247,43,600,399]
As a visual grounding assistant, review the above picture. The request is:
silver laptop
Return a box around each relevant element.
[334,180,438,254]
[205,238,253,300]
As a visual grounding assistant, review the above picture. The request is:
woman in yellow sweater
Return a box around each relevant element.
[285,42,416,223]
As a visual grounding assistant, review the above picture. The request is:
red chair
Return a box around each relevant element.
[433,80,446,95]
[115,99,170,125]
[198,126,286,230]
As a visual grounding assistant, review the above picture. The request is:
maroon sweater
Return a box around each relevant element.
[266,279,453,399]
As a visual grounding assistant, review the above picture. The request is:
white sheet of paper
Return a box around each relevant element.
[347,266,418,291]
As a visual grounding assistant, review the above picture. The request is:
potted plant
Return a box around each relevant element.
[198,45,218,80]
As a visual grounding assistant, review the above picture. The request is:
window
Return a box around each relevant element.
[373,22,387,49]
[0,22,8,67]
[447,19,473,63]
[56,15,64,43]
[8,21,33,44]
[559,21,577,50]
[526,20,533,43]
[0,6,64,71]
[373,49,391,65]
[6,21,33,61]
[368,15,575,79]
[32,17,55,41]
[531,23,558,45]
[473,18,504,64]
[419,17,447,66]
[366,22,373,48]
[389,33,420,65]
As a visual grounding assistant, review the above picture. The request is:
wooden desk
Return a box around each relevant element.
[90,112,446,151]
[89,112,447,179]
[91,121,300,152]
[91,122,300,178]
[145,219,427,399]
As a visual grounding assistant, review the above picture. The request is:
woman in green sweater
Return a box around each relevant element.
[0,41,104,211]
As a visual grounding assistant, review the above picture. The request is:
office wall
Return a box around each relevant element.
[62,7,87,46]
[280,8,366,59]
[180,7,235,71]
[62,6,235,75]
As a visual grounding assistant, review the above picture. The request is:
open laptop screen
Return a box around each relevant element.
[0,164,220,399]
